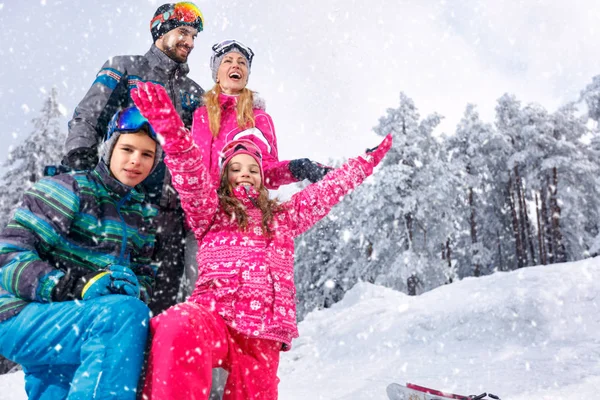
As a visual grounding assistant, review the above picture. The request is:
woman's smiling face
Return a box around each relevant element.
[217,52,249,95]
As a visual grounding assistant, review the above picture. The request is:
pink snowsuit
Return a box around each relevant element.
[132,81,392,400]
[191,92,297,189]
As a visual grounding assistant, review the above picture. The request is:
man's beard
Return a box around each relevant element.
[164,43,189,63]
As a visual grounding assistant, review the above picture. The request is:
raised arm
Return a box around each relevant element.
[284,134,392,237]
[132,82,219,238]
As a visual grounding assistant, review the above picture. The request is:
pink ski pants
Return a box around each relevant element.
[141,302,281,400]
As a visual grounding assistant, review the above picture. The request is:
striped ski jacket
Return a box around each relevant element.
[0,162,158,323]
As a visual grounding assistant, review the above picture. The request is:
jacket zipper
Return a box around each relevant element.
[164,68,179,208]
[116,193,131,264]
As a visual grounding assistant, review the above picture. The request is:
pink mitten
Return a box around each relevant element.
[357,133,393,174]
[131,81,186,141]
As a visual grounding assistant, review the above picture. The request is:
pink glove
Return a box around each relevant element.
[131,81,191,151]
[357,133,393,174]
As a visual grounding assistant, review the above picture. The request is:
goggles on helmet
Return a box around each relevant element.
[212,39,255,66]
[106,107,157,141]
[150,2,204,32]
[219,140,262,169]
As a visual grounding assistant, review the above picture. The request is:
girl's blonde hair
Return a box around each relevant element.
[203,84,256,137]
[217,164,282,238]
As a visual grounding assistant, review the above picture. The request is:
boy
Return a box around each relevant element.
[0,107,160,399]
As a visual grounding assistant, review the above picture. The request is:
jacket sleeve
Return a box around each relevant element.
[283,156,372,237]
[0,177,80,303]
[65,59,129,152]
[162,126,220,241]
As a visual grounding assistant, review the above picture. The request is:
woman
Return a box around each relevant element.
[192,39,332,189]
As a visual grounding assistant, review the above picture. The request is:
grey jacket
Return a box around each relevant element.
[65,45,204,208]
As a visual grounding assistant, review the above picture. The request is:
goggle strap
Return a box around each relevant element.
[212,40,254,62]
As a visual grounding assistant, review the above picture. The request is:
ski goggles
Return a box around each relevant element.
[219,140,263,168]
[106,107,157,141]
[150,2,204,32]
[212,39,255,65]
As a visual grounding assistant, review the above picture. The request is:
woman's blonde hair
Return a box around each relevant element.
[203,84,256,137]
[217,164,282,238]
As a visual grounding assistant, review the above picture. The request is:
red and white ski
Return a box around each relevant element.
[386,382,500,400]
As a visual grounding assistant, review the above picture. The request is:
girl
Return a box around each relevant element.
[133,81,391,400]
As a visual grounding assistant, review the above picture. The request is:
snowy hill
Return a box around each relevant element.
[1,258,599,399]
[279,257,600,400]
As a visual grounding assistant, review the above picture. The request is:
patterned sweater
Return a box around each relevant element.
[0,162,158,322]
[163,126,376,350]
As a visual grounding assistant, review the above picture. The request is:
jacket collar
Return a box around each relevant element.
[218,93,238,111]
[232,185,259,208]
[92,162,146,203]
[217,92,266,111]
[146,44,190,76]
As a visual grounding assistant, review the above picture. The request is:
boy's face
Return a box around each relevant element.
[109,131,156,187]
[227,153,262,189]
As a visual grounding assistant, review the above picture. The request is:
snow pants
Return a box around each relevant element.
[0,295,149,400]
[142,302,281,400]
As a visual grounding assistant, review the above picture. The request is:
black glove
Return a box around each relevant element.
[50,273,78,302]
[62,147,98,170]
[289,158,333,183]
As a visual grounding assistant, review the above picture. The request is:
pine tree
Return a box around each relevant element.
[546,104,598,261]
[447,104,498,277]
[0,87,67,227]
[580,75,600,122]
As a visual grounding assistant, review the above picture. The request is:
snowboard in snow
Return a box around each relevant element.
[386,382,500,400]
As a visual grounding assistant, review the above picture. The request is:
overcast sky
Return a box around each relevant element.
[1,0,600,168]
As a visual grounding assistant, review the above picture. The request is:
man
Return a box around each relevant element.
[63,2,205,315]
[0,107,160,399]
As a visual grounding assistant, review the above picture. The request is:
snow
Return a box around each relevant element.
[1,257,598,399]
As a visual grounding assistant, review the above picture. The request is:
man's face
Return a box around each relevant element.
[109,131,156,187]
[156,26,198,63]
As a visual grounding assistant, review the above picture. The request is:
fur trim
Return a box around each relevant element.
[252,93,266,111]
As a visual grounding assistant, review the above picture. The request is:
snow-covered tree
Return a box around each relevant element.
[446,104,499,276]
[580,75,600,122]
[295,85,600,318]
[546,104,599,260]
[0,87,67,227]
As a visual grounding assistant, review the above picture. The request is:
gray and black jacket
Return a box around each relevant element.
[65,45,204,208]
